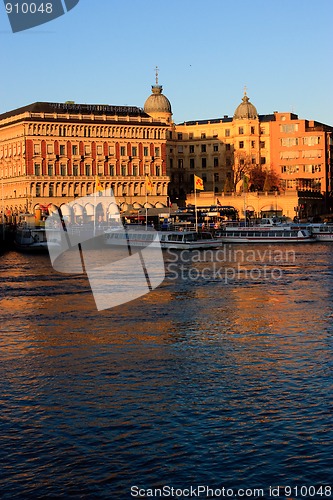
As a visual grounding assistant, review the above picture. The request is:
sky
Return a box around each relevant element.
[0,0,332,125]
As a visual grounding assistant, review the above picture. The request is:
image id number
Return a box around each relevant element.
[6,3,53,14]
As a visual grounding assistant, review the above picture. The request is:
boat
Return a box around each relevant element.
[215,225,315,244]
[309,223,333,242]
[104,227,221,250]
[14,224,60,253]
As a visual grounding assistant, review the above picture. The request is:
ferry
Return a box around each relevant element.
[215,226,314,244]
[309,224,333,242]
[104,227,221,250]
[14,225,60,253]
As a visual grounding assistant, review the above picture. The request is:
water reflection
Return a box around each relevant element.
[0,245,332,498]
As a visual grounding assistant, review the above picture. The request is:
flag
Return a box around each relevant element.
[145,175,153,193]
[95,175,103,192]
[194,174,204,191]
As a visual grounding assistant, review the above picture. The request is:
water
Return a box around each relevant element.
[0,245,332,499]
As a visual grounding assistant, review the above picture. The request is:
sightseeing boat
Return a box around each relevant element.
[309,224,333,242]
[14,225,60,253]
[104,227,221,250]
[215,225,314,244]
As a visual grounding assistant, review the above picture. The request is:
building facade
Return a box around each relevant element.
[0,97,171,218]
[168,92,333,217]
[0,81,332,221]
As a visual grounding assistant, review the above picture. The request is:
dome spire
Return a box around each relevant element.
[233,89,258,120]
[143,69,172,124]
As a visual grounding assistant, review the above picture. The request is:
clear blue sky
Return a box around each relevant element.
[1,0,332,125]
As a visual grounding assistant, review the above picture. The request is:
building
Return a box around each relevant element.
[0,79,332,221]
[168,91,333,218]
[0,86,171,219]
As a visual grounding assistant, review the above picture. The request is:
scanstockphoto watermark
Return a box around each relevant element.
[165,246,296,284]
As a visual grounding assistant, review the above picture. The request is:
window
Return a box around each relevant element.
[85,145,91,155]
[97,145,103,155]
[35,184,41,197]
[49,184,54,197]
[34,144,40,155]
[155,147,160,157]
[60,145,65,155]
[170,159,173,169]
[47,144,53,154]
[190,158,195,169]
[178,159,183,169]
[156,165,161,176]
[189,133,193,139]
[213,144,219,152]
[214,157,219,167]
[109,145,115,155]
[280,124,298,133]
[73,164,79,176]
[133,165,138,176]
[34,164,41,175]
[201,133,206,139]
[280,151,300,159]
[251,141,255,148]
[121,165,127,176]
[109,165,115,176]
[144,147,149,157]
[226,143,231,151]
[239,141,244,149]
[61,164,67,176]
[48,163,53,176]
[251,127,255,134]
[302,149,322,158]
[189,145,195,153]
[131,146,137,157]
[260,141,265,148]
[201,144,206,153]
[260,127,266,134]
[303,136,320,145]
[72,145,78,155]
[177,133,183,140]
[214,173,219,182]
[202,158,207,168]
[260,157,266,165]
[85,164,91,176]
[239,127,244,135]
[225,129,230,137]
[120,146,126,156]
[281,138,299,146]
[178,146,183,153]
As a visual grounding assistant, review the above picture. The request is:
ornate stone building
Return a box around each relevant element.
[168,91,333,217]
[0,84,171,218]
[0,79,332,220]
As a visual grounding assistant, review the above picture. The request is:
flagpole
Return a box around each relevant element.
[243,173,246,228]
[195,186,198,232]
[145,174,148,230]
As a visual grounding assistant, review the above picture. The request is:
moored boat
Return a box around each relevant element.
[104,227,221,250]
[215,226,314,244]
[309,224,333,242]
[14,225,60,253]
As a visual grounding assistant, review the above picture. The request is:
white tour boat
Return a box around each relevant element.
[104,227,221,250]
[14,225,60,253]
[215,225,314,244]
[309,224,333,242]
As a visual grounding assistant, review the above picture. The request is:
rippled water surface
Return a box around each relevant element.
[0,245,332,499]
